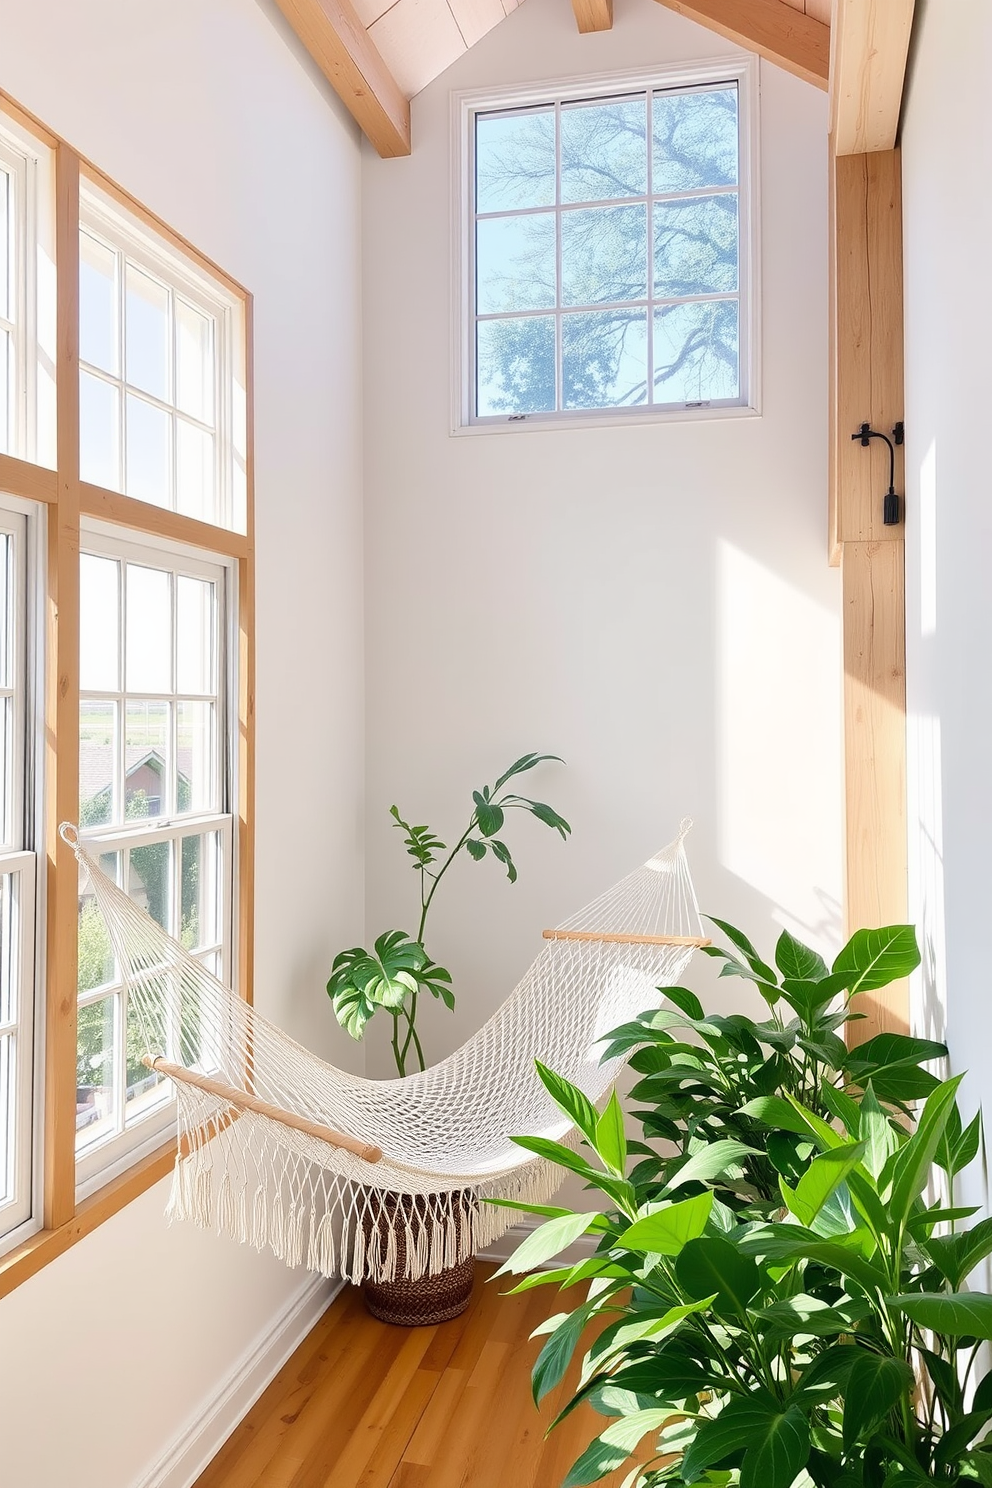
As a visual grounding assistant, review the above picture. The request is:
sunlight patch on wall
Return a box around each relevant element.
[908,709,946,1045]
[717,539,842,955]
[919,439,937,639]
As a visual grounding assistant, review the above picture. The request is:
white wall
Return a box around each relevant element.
[902,0,992,1168]
[0,2,366,1484]
[361,0,841,1076]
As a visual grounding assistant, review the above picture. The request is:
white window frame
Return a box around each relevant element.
[451,55,760,435]
[79,180,247,534]
[0,493,43,1257]
[0,115,56,466]
[75,521,238,1200]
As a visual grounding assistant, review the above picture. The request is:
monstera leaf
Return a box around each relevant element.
[326,930,452,1040]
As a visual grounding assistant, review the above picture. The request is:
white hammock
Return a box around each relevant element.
[64,822,706,1284]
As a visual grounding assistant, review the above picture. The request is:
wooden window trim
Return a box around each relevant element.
[0,89,255,1294]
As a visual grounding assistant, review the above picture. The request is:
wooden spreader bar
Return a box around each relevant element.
[143,1057,383,1164]
[542,929,711,947]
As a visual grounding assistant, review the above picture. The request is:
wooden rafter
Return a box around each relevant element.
[570,0,614,34]
[271,0,411,159]
[830,0,915,155]
[653,0,829,90]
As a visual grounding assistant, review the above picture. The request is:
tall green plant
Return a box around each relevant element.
[326,752,570,1076]
[497,920,992,1488]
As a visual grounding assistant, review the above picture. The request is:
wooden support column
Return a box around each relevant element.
[831,146,908,1042]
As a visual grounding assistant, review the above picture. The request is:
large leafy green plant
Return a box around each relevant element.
[326,752,570,1076]
[497,920,992,1488]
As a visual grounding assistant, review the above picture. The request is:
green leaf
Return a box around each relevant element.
[664,986,705,1021]
[832,926,922,996]
[706,917,778,984]
[663,1138,758,1191]
[675,1236,763,1317]
[756,1294,870,1341]
[563,1410,668,1488]
[473,793,505,838]
[890,1292,992,1340]
[858,1083,897,1180]
[596,1091,627,1175]
[389,805,446,867]
[920,1347,964,1419]
[775,930,828,983]
[496,1212,603,1277]
[845,1032,947,1102]
[889,1076,964,1227]
[531,1299,597,1404]
[534,1062,599,1144]
[492,752,563,793]
[935,1409,992,1469]
[927,1219,992,1290]
[465,838,487,861]
[842,1352,914,1449]
[609,1342,716,1402]
[683,1396,811,1488]
[489,839,518,882]
[781,1142,866,1227]
[739,1095,818,1137]
[617,1192,713,1254]
[522,799,571,838]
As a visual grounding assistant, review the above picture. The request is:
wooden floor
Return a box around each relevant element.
[194,1262,634,1488]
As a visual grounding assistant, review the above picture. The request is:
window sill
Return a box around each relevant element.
[450,402,761,437]
[0,1139,176,1301]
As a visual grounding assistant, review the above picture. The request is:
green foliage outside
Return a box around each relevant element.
[326,753,570,1077]
[498,920,992,1487]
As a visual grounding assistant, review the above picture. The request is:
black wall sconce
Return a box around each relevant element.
[852,421,904,526]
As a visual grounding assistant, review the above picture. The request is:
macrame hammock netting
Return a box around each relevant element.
[65,822,705,1285]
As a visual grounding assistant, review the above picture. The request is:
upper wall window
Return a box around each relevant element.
[79,183,247,532]
[0,115,56,466]
[455,61,757,430]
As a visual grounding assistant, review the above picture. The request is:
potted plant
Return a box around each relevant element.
[326,751,570,1325]
[497,920,992,1486]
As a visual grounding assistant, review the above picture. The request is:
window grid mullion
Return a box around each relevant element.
[554,98,563,413]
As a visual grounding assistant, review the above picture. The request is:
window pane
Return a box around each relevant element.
[78,869,116,993]
[125,264,169,401]
[125,993,167,1128]
[654,194,738,298]
[79,371,121,489]
[79,232,118,376]
[176,300,214,423]
[653,87,739,193]
[477,315,555,417]
[76,994,117,1151]
[176,576,214,695]
[476,214,556,315]
[124,700,169,819]
[561,204,647,307]
[0,532,12,693]
[176,421,215,522]
[653,298,739,403]
[125,564,171,693]
[0,1033,12,1205]
[476,109,555,213]
[0,168,9,324]
[563,309,648,409]
[127,839,171,932]
[180,831,220,951]
[0,328,9,456]
[561,97,647,204]
[125,393,171,508]
[177,701,214,815]
[80,700,117,828]
[80,553,120,693]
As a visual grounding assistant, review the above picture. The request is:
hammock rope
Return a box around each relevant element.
[63,820,706,1283]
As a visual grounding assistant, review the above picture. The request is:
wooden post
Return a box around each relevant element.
[831,147,908,1043]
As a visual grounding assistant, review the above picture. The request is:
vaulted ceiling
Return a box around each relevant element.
[271,0,911,160]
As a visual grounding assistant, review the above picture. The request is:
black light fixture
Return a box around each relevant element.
[852,421,904,526]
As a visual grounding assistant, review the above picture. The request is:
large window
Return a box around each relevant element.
[76,533,233,1194]
[458,61,756,428]
[0,91,253,1286]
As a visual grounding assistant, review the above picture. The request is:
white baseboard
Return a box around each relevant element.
[480,1217,597,1267]
[134,1273,343,1488]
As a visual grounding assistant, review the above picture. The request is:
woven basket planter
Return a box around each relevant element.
[361,1191,476,1327]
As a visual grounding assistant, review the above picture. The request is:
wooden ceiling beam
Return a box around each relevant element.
[571,0,614,33]
[654,0,829,90]
[271,0,411,158]
[830,0,915,155]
